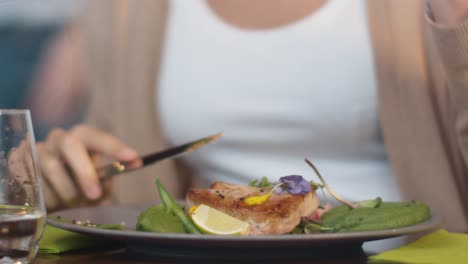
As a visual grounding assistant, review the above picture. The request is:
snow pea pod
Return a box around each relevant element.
[321,200,430,232]
[155,178,201,234]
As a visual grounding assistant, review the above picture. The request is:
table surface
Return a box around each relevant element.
[34,247,374,264]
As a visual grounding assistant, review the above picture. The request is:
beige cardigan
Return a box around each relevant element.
[80,0,468,232]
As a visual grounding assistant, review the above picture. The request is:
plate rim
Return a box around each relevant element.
[47,205,443,245]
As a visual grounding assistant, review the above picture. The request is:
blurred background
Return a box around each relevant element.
[0,0,86,140]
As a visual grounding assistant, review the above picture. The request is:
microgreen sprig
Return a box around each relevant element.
[304,158,382,210]
[304,158,358,209]
[249,176,273,188]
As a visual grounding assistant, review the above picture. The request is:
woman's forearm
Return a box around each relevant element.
[427,0,468,24]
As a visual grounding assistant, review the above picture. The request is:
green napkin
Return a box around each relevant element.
[39,225,123,254]
[368,229,468,264]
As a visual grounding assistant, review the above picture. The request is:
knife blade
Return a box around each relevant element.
[97,132,223,182]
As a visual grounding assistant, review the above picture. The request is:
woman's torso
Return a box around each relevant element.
[158,0,401,201]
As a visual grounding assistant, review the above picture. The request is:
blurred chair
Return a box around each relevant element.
[0,0,86,140]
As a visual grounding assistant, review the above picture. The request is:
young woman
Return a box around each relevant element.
[35,0,468,233]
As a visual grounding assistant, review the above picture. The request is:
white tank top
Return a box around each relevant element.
[158,0,402,202]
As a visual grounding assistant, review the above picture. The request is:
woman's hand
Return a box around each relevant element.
[37,125,139,210]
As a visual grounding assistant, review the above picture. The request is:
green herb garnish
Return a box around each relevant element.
[136,204,186,233]
[248,176,273,188]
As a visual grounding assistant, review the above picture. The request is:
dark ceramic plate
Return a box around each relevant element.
[47,205,442,260]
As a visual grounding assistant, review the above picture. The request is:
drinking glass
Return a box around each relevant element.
[0,110,46,264]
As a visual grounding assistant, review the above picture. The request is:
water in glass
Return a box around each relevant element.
[0,110,46,264]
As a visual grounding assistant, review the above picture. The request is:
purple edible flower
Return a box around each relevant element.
[274,175,312,195]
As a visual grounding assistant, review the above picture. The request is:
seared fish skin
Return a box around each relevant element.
[186,182,319,235]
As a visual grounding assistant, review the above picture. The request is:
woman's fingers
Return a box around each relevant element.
[45,128,100,199]
[46,128,101,200]
[62,133,102,199]
[37,143,79,206]
[42,125,139,204]
[41,177,61,211]
[70,125,138,161]
[70,126,142,169]
[72,125,143,169]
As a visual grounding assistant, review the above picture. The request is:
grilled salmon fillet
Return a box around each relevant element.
[185,182,319,235]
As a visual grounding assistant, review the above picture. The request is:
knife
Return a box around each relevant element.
[97,132,223,182]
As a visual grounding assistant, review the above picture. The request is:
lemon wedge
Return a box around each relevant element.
[191,204,250,235]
